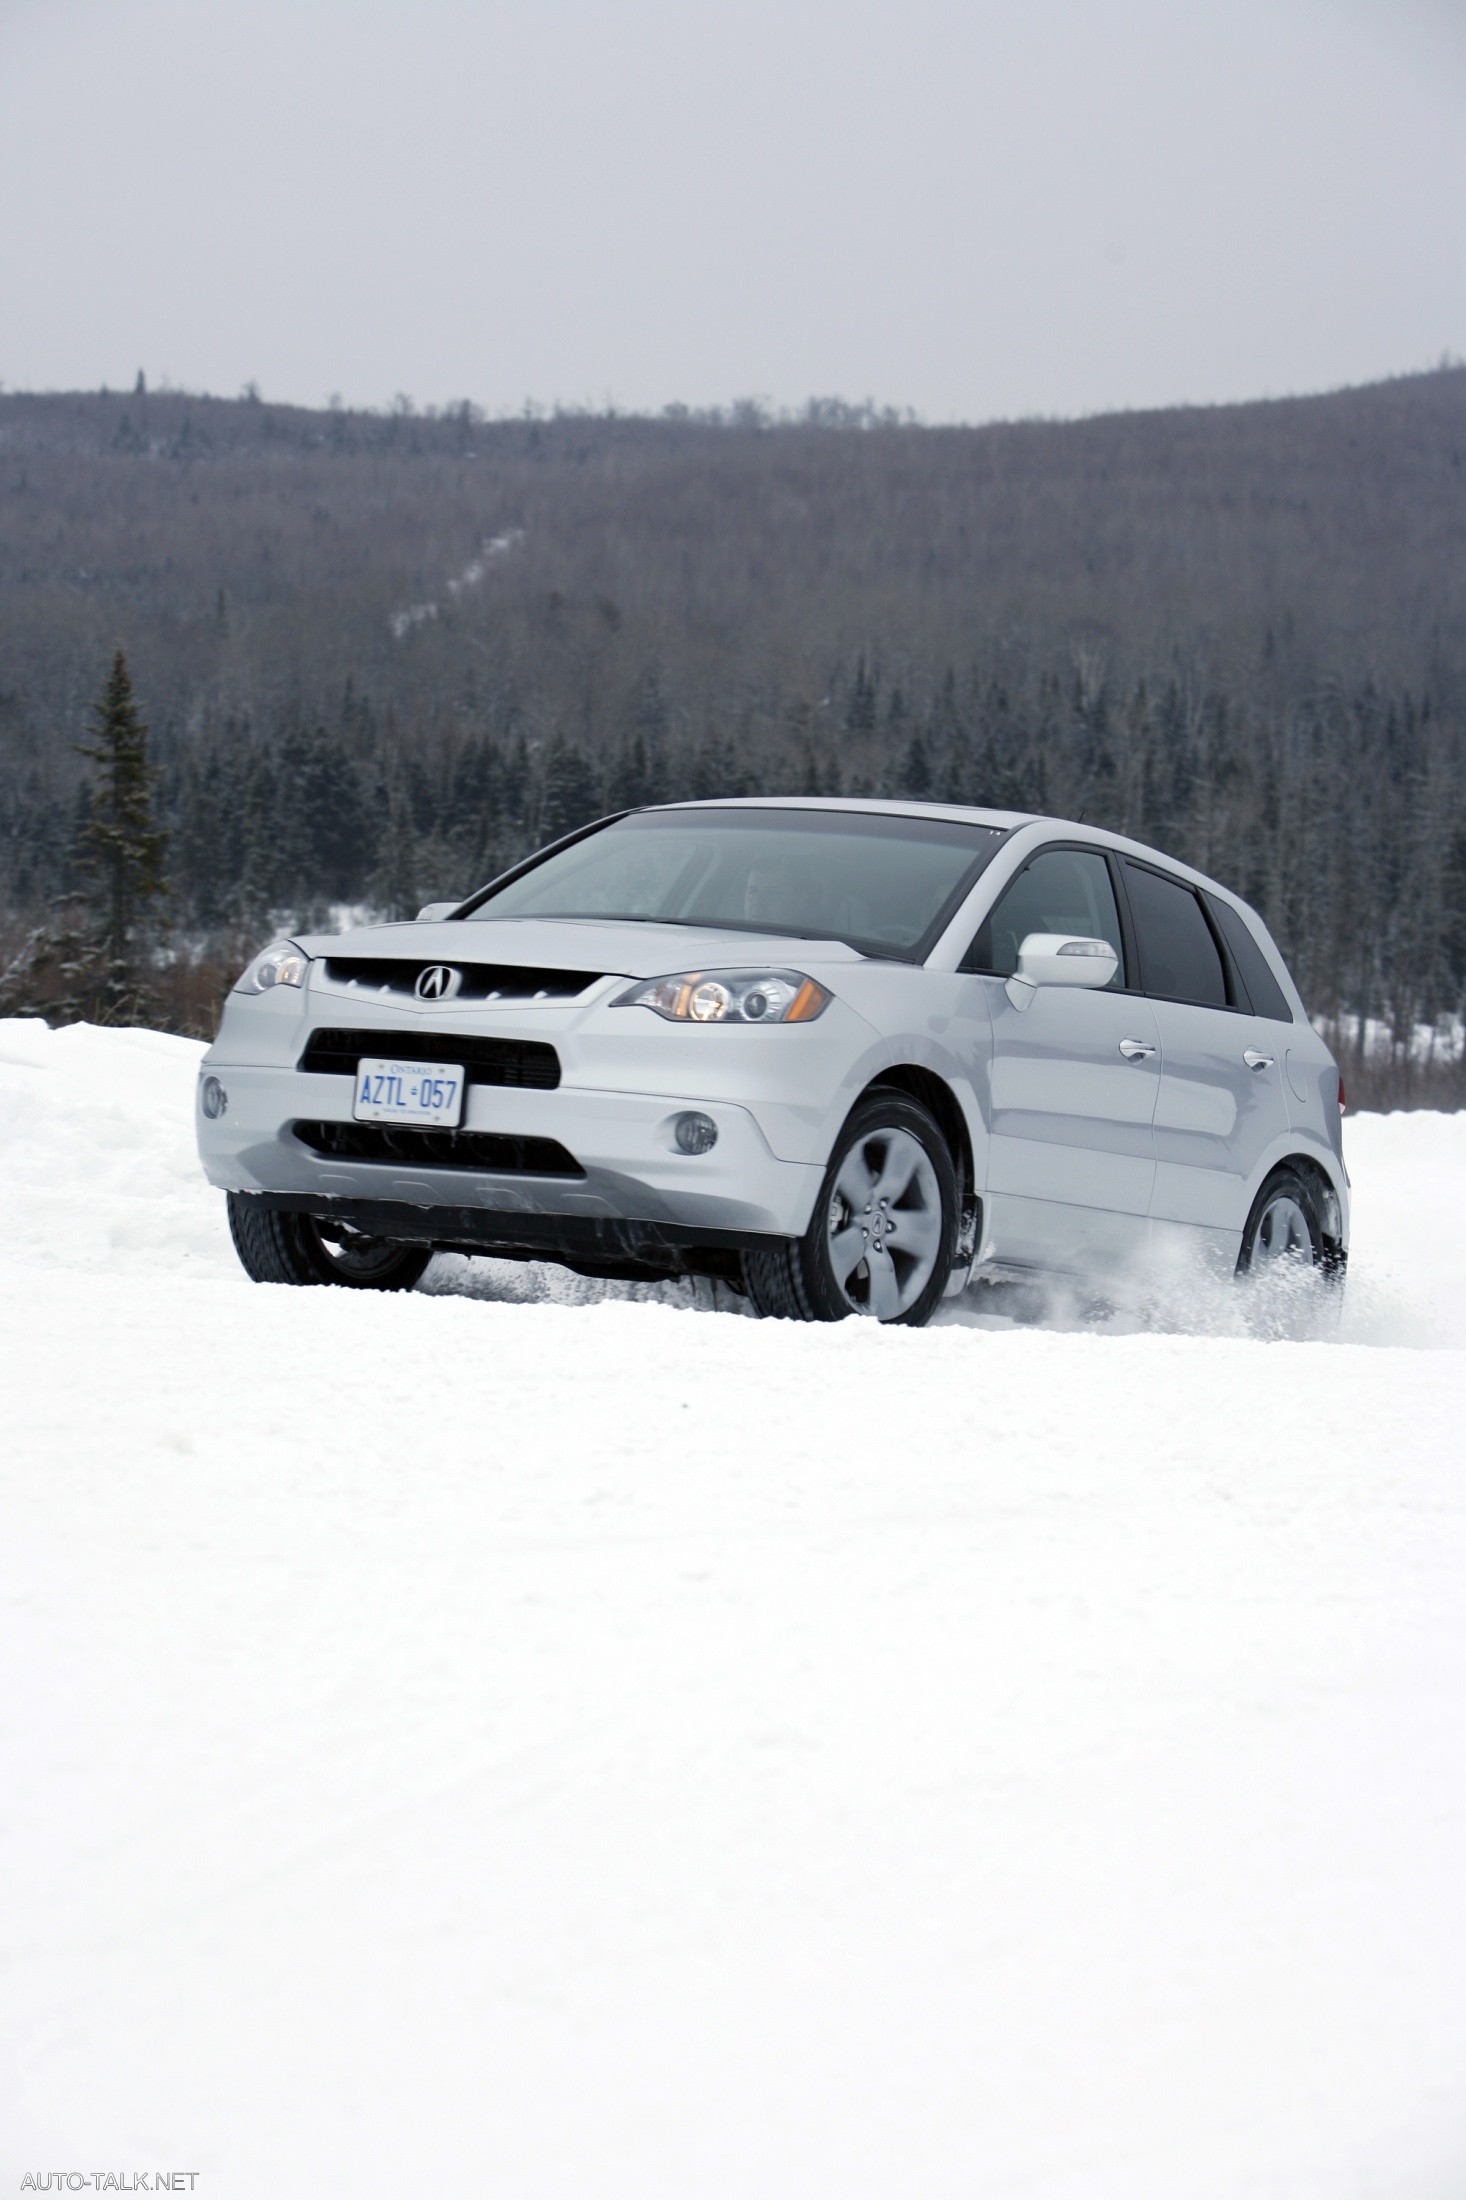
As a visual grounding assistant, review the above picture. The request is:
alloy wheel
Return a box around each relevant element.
[825,1127,944,1318]
[1252,1193,1314,1267]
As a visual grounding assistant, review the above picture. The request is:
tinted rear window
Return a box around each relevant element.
[1206,895,1294,1023]
[1123,862,1228,1008]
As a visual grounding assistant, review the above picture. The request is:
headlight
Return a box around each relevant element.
[614,970,831,1024]
[236,942,311,994]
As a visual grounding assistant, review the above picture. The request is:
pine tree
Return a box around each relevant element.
[896,730,933,798]
[843,656,877,737]
[76,650,168,1019]
[238,748,281,920]
[942,733,972,805]
[538,735,601,841]
[171,751,226,925]
[370,782,421,919]
[0,893,106,1024]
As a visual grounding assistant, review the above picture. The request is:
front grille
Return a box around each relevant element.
[323,957,601,1002]
[292,1121,584,1176]
[299,1027,561,1090]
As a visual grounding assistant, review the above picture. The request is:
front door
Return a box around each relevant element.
[968,845,1162,1274]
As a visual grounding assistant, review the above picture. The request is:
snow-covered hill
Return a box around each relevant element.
[2,1019,1464,2198]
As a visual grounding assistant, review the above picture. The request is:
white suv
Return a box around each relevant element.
[197,799,1348,1325]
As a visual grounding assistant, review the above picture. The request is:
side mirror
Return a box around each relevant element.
[1005,933,1119,1011]
[415,901,458,924]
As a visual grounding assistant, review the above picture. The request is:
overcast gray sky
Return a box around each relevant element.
[1,0,1462,422]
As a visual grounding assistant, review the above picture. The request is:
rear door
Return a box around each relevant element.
[968,844,1161,1272]
[1118,859,1291,1247]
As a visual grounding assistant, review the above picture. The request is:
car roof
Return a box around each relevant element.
[637,797,1247,906]
[642,795,1038,831]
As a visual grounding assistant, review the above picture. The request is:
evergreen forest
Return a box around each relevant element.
[1,369,1463,1100]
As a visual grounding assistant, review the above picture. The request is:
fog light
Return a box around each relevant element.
[673,1111,718,1155]
[200,1075,228,1120]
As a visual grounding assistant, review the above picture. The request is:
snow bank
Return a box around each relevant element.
[2,1020,1465,2199]
[0,1017,230,1279]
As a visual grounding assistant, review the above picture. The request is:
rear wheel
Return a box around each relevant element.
[226,1192,432,1291]
[1238,1167,1328,1275]
[742,1093,958,1327]
[1236,1165,1343,1333]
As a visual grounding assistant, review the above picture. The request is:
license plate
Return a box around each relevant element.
[352,1057,465,1127]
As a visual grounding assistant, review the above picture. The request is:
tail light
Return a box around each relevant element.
[1338,1075,1347,1114]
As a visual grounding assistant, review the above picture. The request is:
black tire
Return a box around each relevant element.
[1236,1164,1344,1334]
[742,1092,959,1328]
[1237,1165,1330,1276]
[226,1192,432,1292]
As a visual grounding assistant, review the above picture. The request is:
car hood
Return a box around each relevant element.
[298,915,872,981]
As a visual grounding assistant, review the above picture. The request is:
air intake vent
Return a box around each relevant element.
[299,1028,560,1090]
[323,958,600,1002]
[292,1121,584,1176]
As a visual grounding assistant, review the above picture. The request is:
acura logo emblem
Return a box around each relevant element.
[415,963,462,1002]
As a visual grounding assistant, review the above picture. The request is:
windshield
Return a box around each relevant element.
[466,807,1007,959]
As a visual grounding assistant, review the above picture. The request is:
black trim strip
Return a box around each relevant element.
[255,1192,785,1270]
[292,1121,584,1177]
[323,958,601,1002]
[299,1028,561,1089]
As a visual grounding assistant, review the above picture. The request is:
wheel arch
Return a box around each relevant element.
[1243,1132,1348,1236]
[1252,1151,1348,1259]
[859,1064,975,1199]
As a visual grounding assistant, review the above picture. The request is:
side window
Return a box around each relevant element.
[968,849,1125,985]
[1206,895,1295,1023]
[1123,862,1227,1008]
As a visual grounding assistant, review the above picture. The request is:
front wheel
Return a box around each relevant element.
[227,1192,432,1291]
[742,1093,959,1327]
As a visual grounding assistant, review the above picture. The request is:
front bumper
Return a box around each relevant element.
[196,1061,826,1241]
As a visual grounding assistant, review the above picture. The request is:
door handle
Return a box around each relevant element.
[1118,1038,1157,1059]
[1243,1050,1275,1071]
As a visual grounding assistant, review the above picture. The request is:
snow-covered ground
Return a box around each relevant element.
[2,1018,1464,2198]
